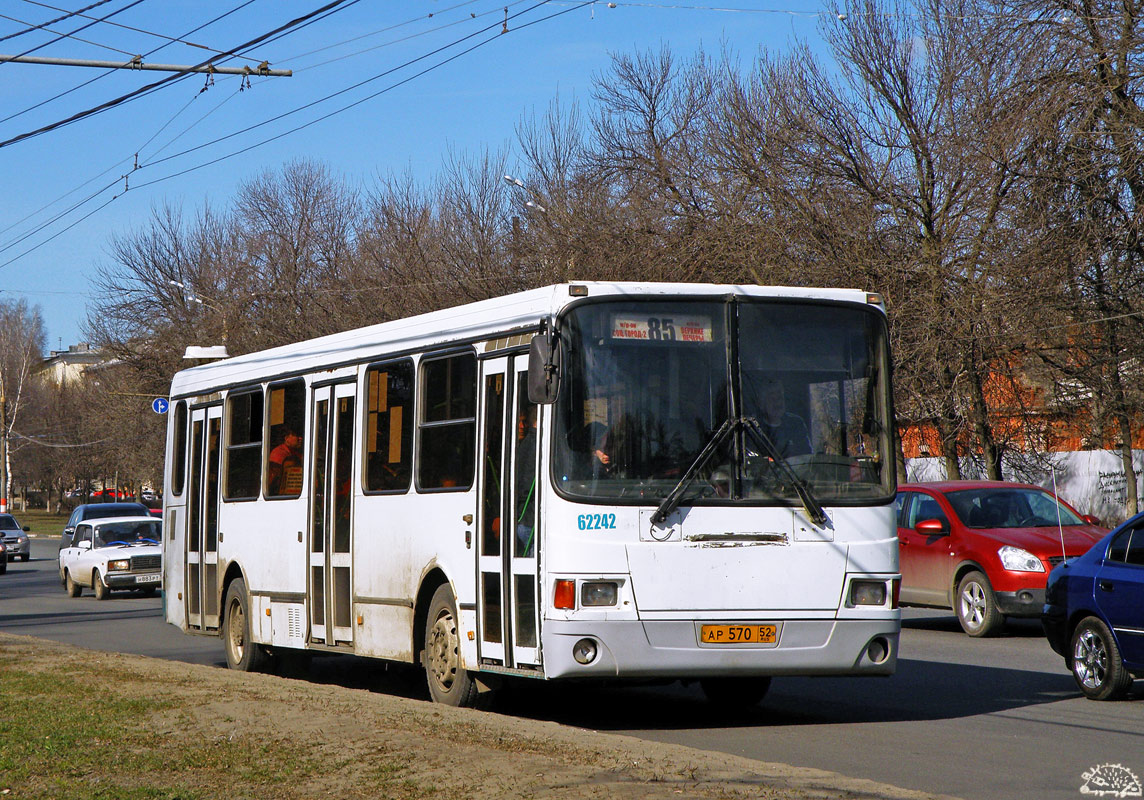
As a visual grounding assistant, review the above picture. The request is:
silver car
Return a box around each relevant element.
[0,514,30,561]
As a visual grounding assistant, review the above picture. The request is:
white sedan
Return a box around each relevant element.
[58,516,163,600]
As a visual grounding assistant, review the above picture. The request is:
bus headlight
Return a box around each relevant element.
[849,580,887,606]
[108,559,131,572]
[580,581,618,607]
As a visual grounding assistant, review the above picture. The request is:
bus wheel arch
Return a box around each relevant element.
[415,573,489,708]
[222,569,271,672]
[412,568,449,670]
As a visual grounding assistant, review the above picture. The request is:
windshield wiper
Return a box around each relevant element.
[650,417,737,525]
[741,416,828,527]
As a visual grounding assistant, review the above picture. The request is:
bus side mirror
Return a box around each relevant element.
[528,334,561,405]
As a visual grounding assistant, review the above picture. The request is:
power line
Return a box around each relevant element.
[0,0,116,42]
[139,1,578,177]
[0,0,149,65]
[0,0,260,126]
[0,0,359,150]
[17,0,262,61]
[0,2,582,273]
[0,11,138,57]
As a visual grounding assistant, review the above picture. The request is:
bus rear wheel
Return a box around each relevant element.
[699,676,772,707]
[224,577,270,672]
[423,584,485,708]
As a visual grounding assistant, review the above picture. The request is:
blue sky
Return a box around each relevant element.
[0,1,831,351]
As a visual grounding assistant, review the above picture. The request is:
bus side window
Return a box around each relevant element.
[224,389,263,501]
[171,401,188,496]
[418,353,477,491]
[266,380,306,498]
[365,360,414,493]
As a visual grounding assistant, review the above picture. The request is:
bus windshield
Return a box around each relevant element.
[552,298,894,505]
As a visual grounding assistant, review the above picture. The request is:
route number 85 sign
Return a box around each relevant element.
[610,314,713,343]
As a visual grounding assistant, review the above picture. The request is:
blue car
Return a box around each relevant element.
[1043,512,1144,699]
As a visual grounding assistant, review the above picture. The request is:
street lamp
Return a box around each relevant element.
[503,175,546,213]
[168,279,230,359]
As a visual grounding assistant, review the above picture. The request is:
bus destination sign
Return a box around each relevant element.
[610,314,713,343]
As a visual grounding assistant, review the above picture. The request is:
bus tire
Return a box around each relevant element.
[699,676,772,707]
[65,570,81,597]
[93,570,110,600]
[223,577,270,672]
[423,584,485,708]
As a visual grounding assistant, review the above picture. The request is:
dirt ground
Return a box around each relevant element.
[0,633,960,800]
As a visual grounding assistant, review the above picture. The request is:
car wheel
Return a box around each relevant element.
[423,584,488,708]
[1070,617,1133,700]
[65,570,81,597]
[223,577,270,672]
[956,571,1003,637]
[20,553,29,562]
[93,570,111,601]
[699,676,772,707]
[0,560,6,575]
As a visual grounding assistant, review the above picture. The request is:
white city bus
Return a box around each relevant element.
[162,282,900,707]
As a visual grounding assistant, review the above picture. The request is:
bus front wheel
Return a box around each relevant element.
[423,584,486,708]
[224,577,270,672]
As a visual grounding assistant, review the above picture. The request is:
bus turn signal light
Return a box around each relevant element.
[554,579,576,609]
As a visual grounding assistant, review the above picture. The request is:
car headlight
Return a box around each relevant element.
[999,545,1044,572]
[107,559,131,572]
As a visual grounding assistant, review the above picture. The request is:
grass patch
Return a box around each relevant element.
[9,507,69,535]
[0,656,331,800]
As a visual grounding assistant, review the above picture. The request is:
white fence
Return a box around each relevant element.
[905,450,1144,525]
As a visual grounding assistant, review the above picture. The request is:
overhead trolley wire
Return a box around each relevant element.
[0,0,360,150]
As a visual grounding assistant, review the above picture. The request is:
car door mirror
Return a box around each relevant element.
[23,525,30,532]
[78,540,92,551]
[915,518,949,535]
[1082,514,1101,526]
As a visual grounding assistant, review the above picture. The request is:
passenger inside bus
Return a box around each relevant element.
[267,427,303,495]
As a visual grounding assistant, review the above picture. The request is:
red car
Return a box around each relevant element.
[896,481,1107,636]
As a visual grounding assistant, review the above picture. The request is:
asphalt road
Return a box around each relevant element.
[3,538,1141,800]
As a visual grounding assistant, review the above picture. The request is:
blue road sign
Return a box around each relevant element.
[152,398,169,414]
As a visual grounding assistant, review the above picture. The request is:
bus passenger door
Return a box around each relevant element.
[308,383,357,648]
[477,356,541,669]
[186,404,222,631]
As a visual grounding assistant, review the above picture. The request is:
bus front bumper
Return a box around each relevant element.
[540,617,900,680]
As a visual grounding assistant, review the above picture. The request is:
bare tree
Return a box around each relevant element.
[0,299,46,510]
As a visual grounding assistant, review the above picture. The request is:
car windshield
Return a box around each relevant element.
[551,298,894,505]
[94,521,161,547]
[0,515,19,530]
[945,488,1084,528]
